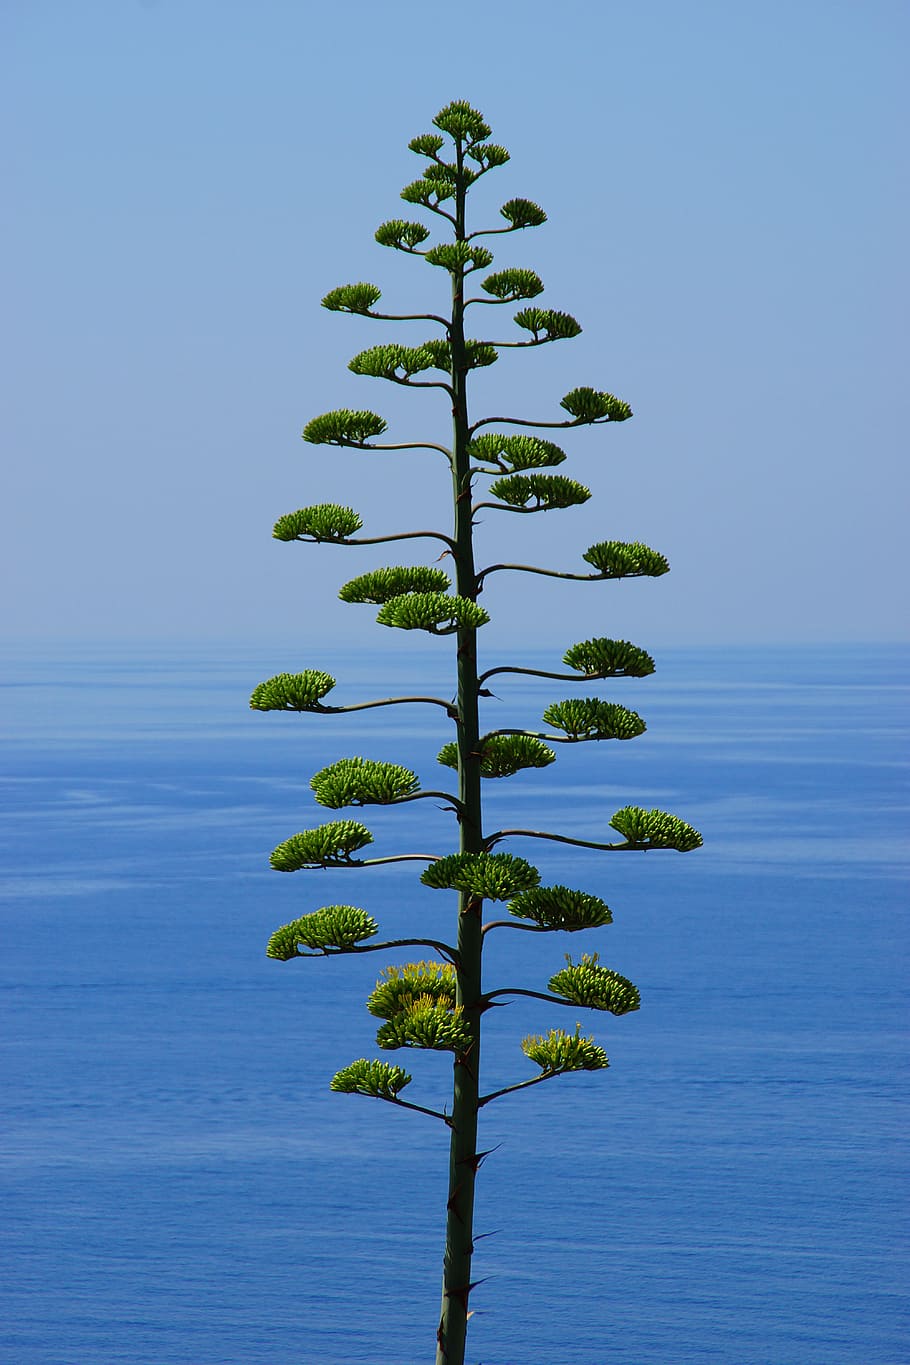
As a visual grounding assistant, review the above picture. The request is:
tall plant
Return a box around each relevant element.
[253,100,701,1365]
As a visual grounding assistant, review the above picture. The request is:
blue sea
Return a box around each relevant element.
[1,643,907,1365]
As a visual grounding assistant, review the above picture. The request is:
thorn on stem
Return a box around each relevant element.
[446,1182,465,1221]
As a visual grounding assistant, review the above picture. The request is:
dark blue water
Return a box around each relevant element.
[2,643,907,1364]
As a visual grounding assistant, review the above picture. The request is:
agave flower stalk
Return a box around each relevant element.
[254,101,701,1365]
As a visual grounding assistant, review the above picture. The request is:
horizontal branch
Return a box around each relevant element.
[315,695,458,719]
[465,224,525,241]
[363,852,441,865]
[484,828,635,853]
[391,789,464,817]
[422,202,457,225]
[477,664,592,687]
[483,728,592,745]
[362,310,450,328]
[478,1069,566,1107]
[473,503,566,516]
[486,338,553,349]
[471,414,597,435]
[380,375,454,396]
[475,562,606,588]
[481,919,552,938]
[321,853,441,870]
[483,987,579,1008]
[327,528,456,552]
[380,1093,453,1125]
[294,935,458,964]
[352,440,453,460]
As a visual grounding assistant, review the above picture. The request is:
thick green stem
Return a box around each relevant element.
[436,141,484,1365]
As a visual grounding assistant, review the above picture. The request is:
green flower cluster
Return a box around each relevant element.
[374,219,431,251]
[421,852,540,900]
[310,757,420,808]
[522,1025,608,1073]
[376,999,471,1053]
[436,734,555,779]
[513,308,582,341]
[543,698,646,741]
[560,387,632,422]
[272,504,362,542]
[609,806,703,851]
[302,409,388,445]
[249,671,336,712]
[339,566,451,604]
[582,540,670,577]
[376,592,489,634]
[508,885,613,932]
[469,433,566,472]
[266,906,378,958]
[548,954,640,1015]
[269,821,373,871]
[479,268,544,302]
[562,637,655,679]
[488,473,591,510]
[367,961,456,1019]
[330,1059,412,1099]
[321,282,383,314]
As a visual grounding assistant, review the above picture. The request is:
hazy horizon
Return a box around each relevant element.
[4,2,907,649]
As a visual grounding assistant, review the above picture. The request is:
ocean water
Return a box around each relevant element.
[1,642,907,1365]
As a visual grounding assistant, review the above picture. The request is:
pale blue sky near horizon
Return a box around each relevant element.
[3,1,907,651]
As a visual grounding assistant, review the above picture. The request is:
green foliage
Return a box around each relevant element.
[374,219,432,250]
[466,142,510,169]
[469,434,567,472]
[349,344,437,380]
[507,885,613,932]
[421,852,540,900]
[303,409,388,445]
[433,100,492,143]
[408,133,445,157]
[339,566,451,604]
[513,308,582,341]
[500,197,547,229]
[479,268,544,301]
[424,241,494,273]
[331,1059,413,1099]
[375,592,490,634]
[269,821,373,871]
[272,504,362,542]
[437,734,556,779]
[367,961,457,1019]
[487,473,591,510]
[411,338,498,372]
[376,999,471,1052]
[249,670,336,712]
[322,282,383,314]
[420,160,476,189]
[522,1024,609,1073]
[548,953,640,1015]
[266,906,379,958]
[560,387,632,422]
[260,98,698,1360]
[562,638,656,679]
[310,757,420,808]
[401,176,456,207]
[610,806,703,851]
[582,540,670,577]
[543,698,647,741]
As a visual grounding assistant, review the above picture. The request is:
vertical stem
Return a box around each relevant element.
[436,137,483,1365]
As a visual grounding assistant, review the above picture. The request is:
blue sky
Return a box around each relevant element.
[3,0,907,647]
